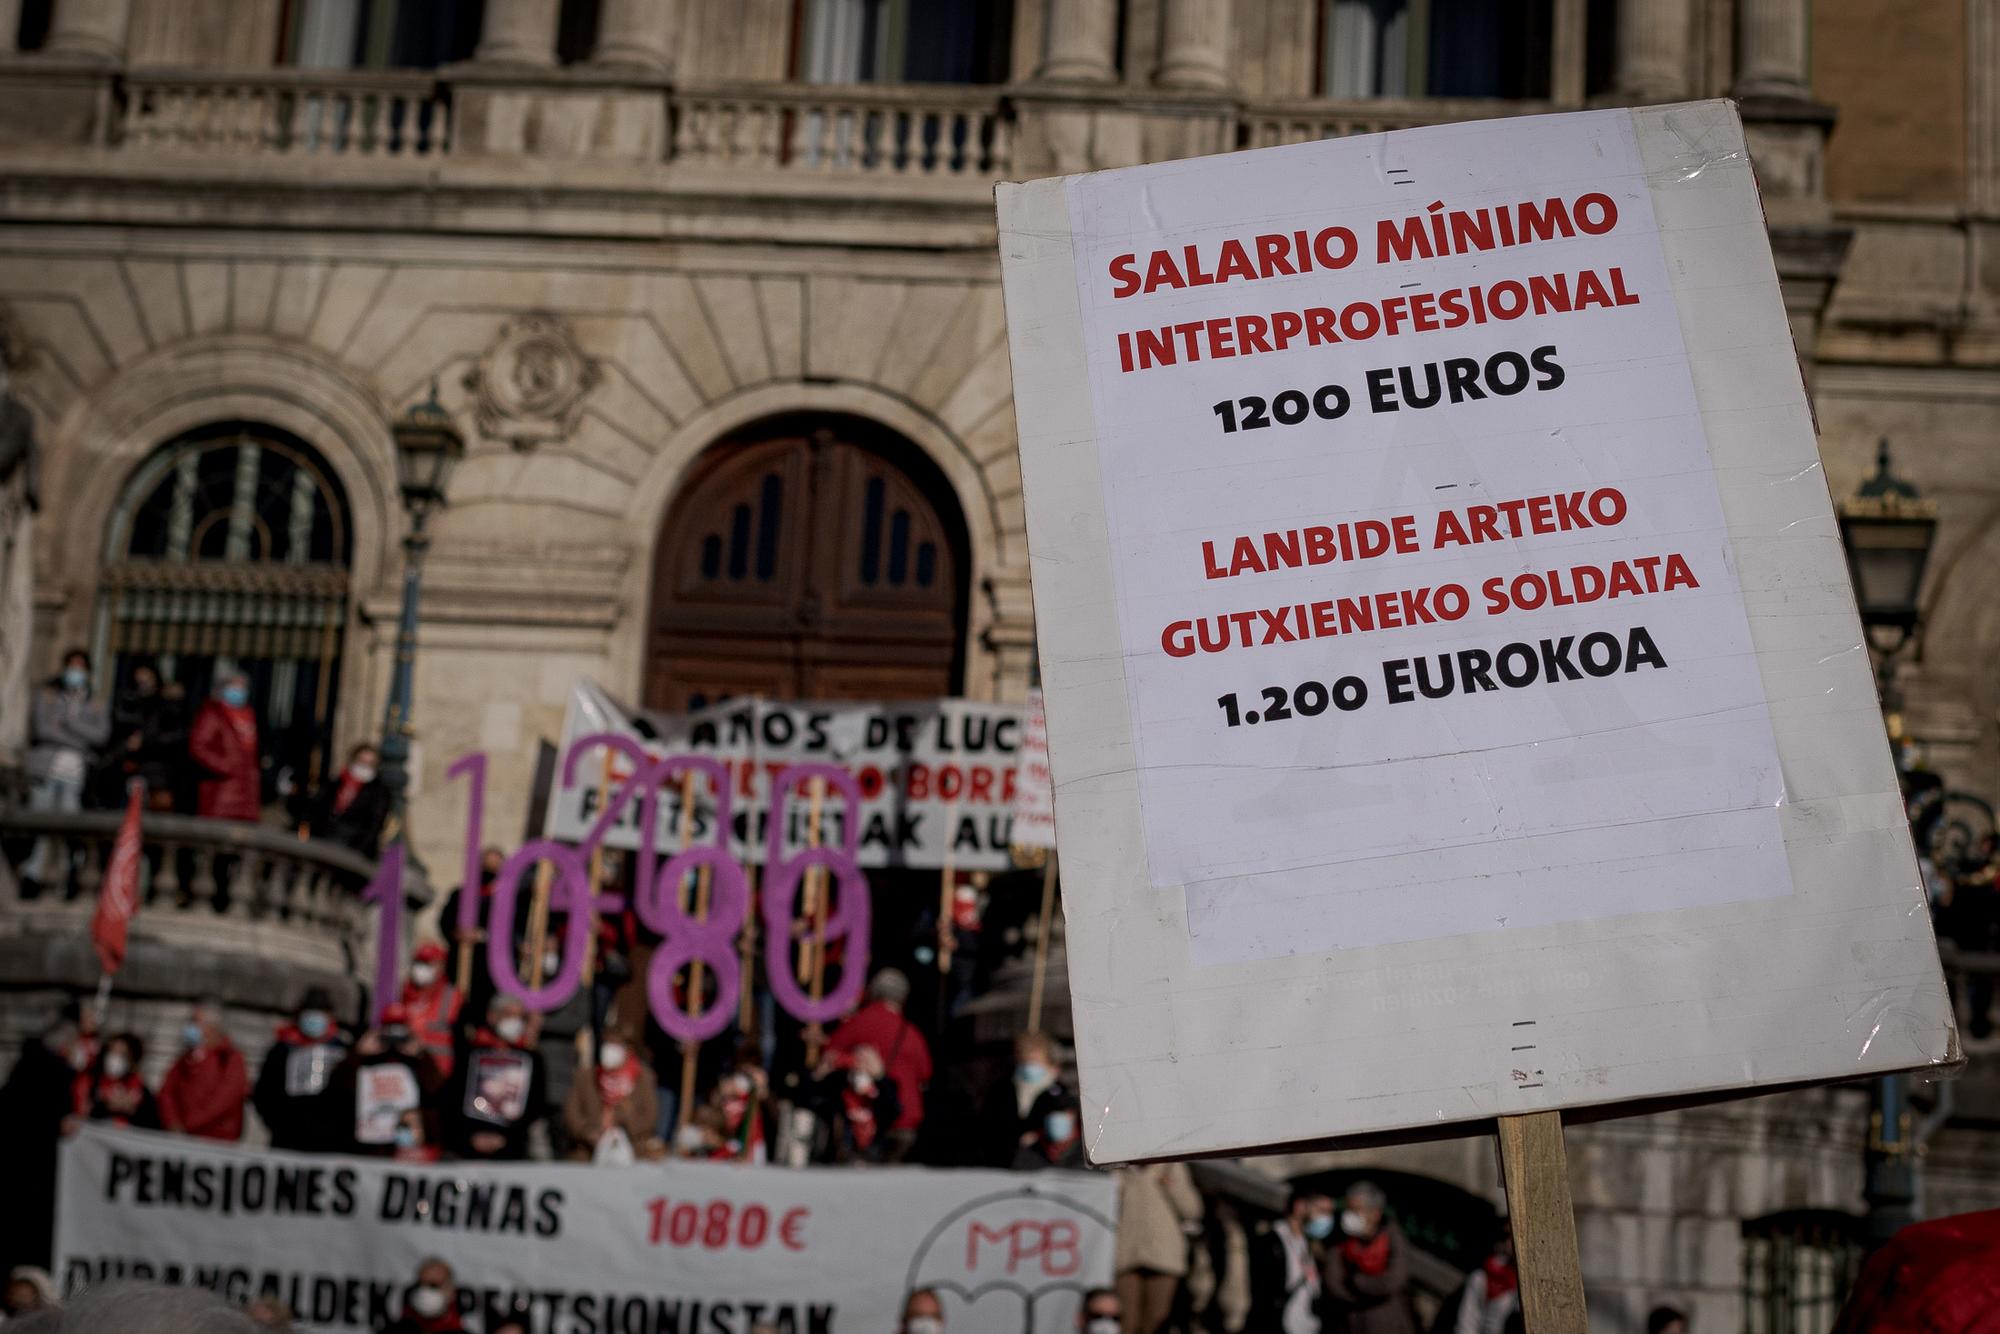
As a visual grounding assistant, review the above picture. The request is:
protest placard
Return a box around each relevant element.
[996,101,1957,1166]
[57,1125,1116,1334]
[543,681,1025,870]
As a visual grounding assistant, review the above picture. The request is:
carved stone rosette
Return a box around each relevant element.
[464,312,599,450]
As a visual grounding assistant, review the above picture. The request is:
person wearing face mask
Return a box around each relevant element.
[330,1003,443,1155]
[1113,1161,1202,1333]
[440,845,509,1035]
[0,1007,92,1270]
[23,649,110,886]
[822,969,932,1163]
[77,1032,161,1130]
[101,661,186,812]
[899,1287,946,1334]
[382,1258,465,1334]
[390,1108,441,1163]
[306,742,391,857]
[188,672,263,823]
[441,995,548,1160]
[399,941,463,1079]
[1011,1089,1087,1170]
[1078,1287,1123,1334]
[563,1032,664,1161]
[980,1031,1066,1167]
[251,988,348,1152]
[158,1000,247,1142]
[1322,1182,1417,1334]
[1443,1224,1517,1334]
[1253,1189,1333,1334]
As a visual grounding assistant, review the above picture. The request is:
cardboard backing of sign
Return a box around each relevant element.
[996,100,1957,1164]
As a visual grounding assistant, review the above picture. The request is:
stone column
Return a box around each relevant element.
[1155,0,1231,89]
[474,0,560,65]
[42,0,134,62]
[592,0,674,72]
[1733,0,1810,100]
[1612,0,1690,103]
[1037,0,1117,82]
[0,0,23,55]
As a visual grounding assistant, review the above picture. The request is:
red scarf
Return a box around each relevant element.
[596,1061,638,1107]
[1342,1230,1392,1276]
[332,769,365,815]
[1482,1255,1518,1300]
[89,1073,149,1123]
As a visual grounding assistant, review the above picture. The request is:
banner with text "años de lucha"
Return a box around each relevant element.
[57,1125,1116,1334]
[543,681,1028,870]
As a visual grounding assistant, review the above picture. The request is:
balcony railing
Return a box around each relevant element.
[671,82,1014,178]
[1236,96,1546,150]
[0,807,414,975]
[116,69,451,158]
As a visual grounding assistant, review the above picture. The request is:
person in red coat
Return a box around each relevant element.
[159,999,248,1141]
[821,968,932,1162]
[187,673,262,822]
[400,940,463,1079]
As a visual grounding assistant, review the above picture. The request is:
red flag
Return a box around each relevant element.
[92,781,145,975]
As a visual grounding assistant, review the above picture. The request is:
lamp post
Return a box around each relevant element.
[379,384,465,831]
[1835,440,1940,1248]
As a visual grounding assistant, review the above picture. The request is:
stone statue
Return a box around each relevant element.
[0,343,40,786]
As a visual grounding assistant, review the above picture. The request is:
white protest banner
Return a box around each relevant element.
[996,101,1956,1162]
[1009,690,1057,851]
[57,1125,1117,1334]
[543,681,1026,870]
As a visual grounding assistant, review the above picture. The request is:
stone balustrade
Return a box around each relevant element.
[670,82,1014,178]
[0,805,416,976]
[117,69,451,158]
[1237,96,1544,151]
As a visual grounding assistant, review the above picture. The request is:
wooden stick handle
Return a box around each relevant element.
[523,860,555,989]
[803,776,827,1069]
[1026,853,1059,1033]
[1497,1111,1589,1334]
[739,860,759,1033]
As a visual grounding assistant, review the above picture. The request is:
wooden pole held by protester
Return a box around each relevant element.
[524,860,555,990]
[673,769,700,1131]
[1025,853,1059,1034]
[937,801,959,975]
[1496,1111,1589,1334]
[739,860,759,1033]
[678,860,713,1127]
[582,747,615,986]
[803,776,828,1068]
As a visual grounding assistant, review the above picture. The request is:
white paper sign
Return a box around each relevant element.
[545,681,1026,870]
[56,1125,1117,1333]
[997,102,1956,1161]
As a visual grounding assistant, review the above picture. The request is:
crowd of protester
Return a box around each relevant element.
[19,650,390,873]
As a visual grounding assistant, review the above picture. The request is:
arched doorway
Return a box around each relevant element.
[95,421,354,795]
[644,413,969,710]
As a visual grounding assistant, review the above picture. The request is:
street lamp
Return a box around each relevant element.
[378,383,465,829]
[1837,439,1939,660]
[1835,440,1941,1250]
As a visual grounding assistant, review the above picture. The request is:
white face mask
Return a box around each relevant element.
[905,1318,945,1334]
[103,1052,131,1079]
[850,1071,876,1095]
[1087,1319,1122,1334]
[1340,1209,1370,1238]
[408,962,438,987]
[599,1042,628,1070]
[409,1285,449,1319]
[348,763,378,783]
[494,1016,526,1043]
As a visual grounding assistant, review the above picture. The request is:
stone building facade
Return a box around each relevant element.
[0,0,1993,1330]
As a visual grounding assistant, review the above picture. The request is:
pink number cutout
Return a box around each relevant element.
[762,764,871,1025]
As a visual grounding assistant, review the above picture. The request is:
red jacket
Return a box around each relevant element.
[189,699,261,821]
[399,981,463,1078]
[160,1041,248,1141]
[826,1001,932,1131]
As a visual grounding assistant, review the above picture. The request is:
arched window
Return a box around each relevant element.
[798,0,1014,85]
[1318,0,1554,99]
[645,414,967,711]
[96,422,354,793]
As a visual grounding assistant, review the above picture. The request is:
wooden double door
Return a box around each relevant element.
[645,415,969,711]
